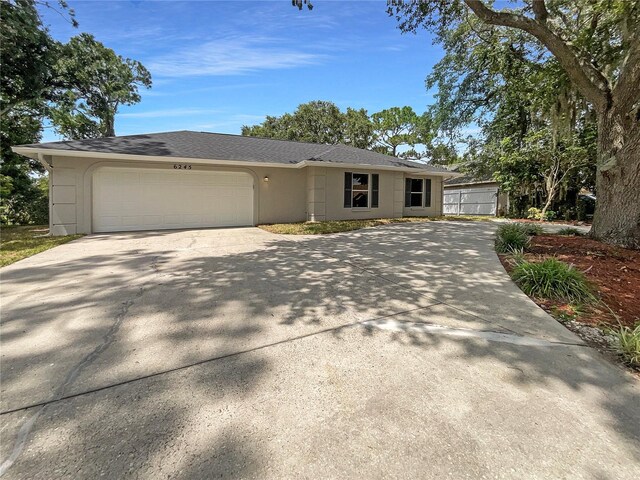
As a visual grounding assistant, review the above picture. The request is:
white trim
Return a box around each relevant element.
[444,181,498,189]
[350,172,371,209]
[12,146,460,177]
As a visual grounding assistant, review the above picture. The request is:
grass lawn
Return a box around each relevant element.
[0,225,84,267]
[259,215,495,235]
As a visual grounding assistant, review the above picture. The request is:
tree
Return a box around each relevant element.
[288,100,345,144]
[370,106,433,157]
[0,0,66,224]
[385,0,640,247]
[344,107,375,149]
[0,0,72,116]
[243,101,352,145]
[1,0,151,224]
[50,33,152,138]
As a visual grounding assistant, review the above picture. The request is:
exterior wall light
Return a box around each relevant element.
[264,176,269,182]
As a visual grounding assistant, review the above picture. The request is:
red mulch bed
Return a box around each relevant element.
[500,235,640,328]
[513,218,591,226]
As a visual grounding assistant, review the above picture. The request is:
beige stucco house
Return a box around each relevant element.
[13,131,457,235]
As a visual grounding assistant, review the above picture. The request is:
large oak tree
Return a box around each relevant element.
[386,0,639,248]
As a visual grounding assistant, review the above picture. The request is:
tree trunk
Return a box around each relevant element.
[103,114,115,137]
[540,188,555,221]
[590,106,640,249]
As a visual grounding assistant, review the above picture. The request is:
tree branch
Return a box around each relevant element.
[531,0,548,23]
[463,0,610,112]
[612,35,640,110]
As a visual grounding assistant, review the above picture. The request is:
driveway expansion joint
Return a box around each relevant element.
[0,304,585,419]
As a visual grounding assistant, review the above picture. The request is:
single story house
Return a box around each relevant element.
[443,174,508,216]
[13,131,457,235]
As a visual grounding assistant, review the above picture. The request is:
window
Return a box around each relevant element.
[344,173,379,208]
[352,173,369,208]
[405,178,432,208]
[405,178,423,207]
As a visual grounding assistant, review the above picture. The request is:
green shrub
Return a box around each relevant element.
[610,323,640,367]
[527,207,541,220]
[557,227,583,236]
[511,258,595,303]
[526,207,556,221]
[517,223,544,236]
[495,224,531,253]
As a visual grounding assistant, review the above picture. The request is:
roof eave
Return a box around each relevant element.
[11,146,460,176]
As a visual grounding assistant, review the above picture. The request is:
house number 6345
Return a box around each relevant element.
[173,164,192,170]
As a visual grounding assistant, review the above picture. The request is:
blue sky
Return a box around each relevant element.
[39,0,445,142]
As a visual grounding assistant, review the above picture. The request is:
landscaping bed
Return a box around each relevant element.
[0,225,83,267]
[260,215,495,235]
[496,227,639,371]
[511,218,591,227]
[525,235,639,328]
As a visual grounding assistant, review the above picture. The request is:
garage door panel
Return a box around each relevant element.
[93,168,254,232]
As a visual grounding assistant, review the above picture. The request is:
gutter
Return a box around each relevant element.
[36,153,52,171]
[12,146,461,178]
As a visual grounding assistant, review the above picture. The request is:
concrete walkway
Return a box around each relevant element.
[1,222,638,479]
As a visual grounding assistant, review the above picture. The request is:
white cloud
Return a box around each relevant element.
[148,36,325,77]
[118,108,222,119]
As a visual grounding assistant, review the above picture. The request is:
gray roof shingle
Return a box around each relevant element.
[17,130,453,173]
[444,173,496,186]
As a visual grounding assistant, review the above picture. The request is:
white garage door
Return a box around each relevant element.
[93,167,254,232]
[443,186,498,216]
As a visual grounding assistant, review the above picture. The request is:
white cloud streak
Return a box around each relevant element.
[148,36,325,77]
[118,108,222,119]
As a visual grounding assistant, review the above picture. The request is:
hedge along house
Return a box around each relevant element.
[12,131,457,235]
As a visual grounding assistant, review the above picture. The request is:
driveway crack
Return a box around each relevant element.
[0,254,158,476]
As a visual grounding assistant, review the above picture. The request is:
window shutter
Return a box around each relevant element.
[371,174,379,208]
[424,179,432,208]
[344,172,352,208]
[405,178,411,207]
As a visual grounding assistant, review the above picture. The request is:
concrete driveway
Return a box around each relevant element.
[1,222,638,479]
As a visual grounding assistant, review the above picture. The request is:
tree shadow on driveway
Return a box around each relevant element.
[1,222,638,478]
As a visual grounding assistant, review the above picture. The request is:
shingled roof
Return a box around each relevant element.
[444,173,496,186]
[15,130,453,174]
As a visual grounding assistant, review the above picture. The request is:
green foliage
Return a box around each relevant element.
[243,101,356,145]
[1,0,150,225]
[511,258,595,303]
[0,0,65,116]
[385,1,638,225]
[495,223,531,253]
[370,106,432,158]
[557,227,583,236]
[527,208,542,220]
[0,0,55,225]
[50,33,152,138]
[260,215,492,235]
[344,107,374,149]
[516,222,543,236]
[527,207,556,222]
[610,323,640,368]
[0,224,83,267]
[243,101,438,158]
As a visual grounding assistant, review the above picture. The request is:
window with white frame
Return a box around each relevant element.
[344,172,379,208]
[404,178,432,208]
